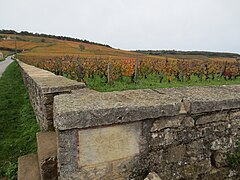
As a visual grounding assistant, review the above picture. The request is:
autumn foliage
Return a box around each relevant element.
[19,55,240,85]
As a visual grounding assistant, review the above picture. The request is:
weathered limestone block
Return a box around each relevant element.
[181,116,195,127]
[211,151,228,168]
[18,61,86,131]
[44,105,53,120]
[230,110,240,120]
[149,163,172,180]
[42,94,54,105]
[155,85,240,114]
[164,144,186,163]
[149,150,164,167]
[78,122,140,166]
[179,99,191,114]
[57,122,145,179]
[144,172,162,180]
[76,162,112,179]
[176,128,202,143]
[178,159,211,179]
[199,121,230,141]
[157,128,177,147]
[54,89,183,130]
[230,110,240,137]
[186,139,209,162]
[195,112,229,125]
[210,137,233,151]
[199,167,232,180]
[151,116,182,132]
[18,154,41,180]
[37,132,57,180]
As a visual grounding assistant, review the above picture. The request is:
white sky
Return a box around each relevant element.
[1,0,240,53]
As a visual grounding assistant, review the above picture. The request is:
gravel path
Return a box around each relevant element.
[0,56,14,78]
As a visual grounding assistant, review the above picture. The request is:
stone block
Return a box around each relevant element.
[54,89,182,130]
[211,151,228,168]
[77,162,112,179]
[186,139,208,161]
[149,150,164,165]
[144,172,162,180]
[157,128,176,147]
[199,121,230,141]
[231,118,240,137]
[200,167,229,180]
[78,122,141,166]
[37,132,57,180]
[176,128,202,143]
[178,159,211,179]
[196,112,229,125]
[164,144,186,163]
[210,137,233,151]
[18,154,40,180]
[44,105,53,120]
[112,157,137,179]
[18,61,86,132]
[179,99,191,114]
[42,94,54,105]
[182,116,195,127]
[230,110,240,120]
[151,116,182,132]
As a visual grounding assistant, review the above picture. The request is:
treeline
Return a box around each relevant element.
[136,50,240,58]
[0,29,111,48]
[0,47,21,53]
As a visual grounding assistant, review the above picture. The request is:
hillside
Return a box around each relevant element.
[0,30,238,64]
[0,31,152,62]
[136,50,240,63]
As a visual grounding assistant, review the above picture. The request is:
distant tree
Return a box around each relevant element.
[79,44,85,51]
[0,29,112,48]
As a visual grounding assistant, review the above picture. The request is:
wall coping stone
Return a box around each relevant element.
[18,61,86,94]
[54,85,240,130]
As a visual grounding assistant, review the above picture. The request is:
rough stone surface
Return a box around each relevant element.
[195,112,229,125]
[151,116,182,132]
[177,159,212,179]
[144,172,162,180]
[154,85,240,114]
[55,109,240,179]
[54,88,182,130]
[18,61,85,131]
[18,154,41,180]
[37,132,57,180]
[78,122,140,166]
[211,150,228,168]
[54,85,240,130]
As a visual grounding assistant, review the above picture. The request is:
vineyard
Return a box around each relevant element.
[19,55,240,91]
[1,32,240,91]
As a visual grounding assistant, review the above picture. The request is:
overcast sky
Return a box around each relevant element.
[1,0,240,53]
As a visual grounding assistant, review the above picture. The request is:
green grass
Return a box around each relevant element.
[84,75,240,92]
[228,141,240,168]
[0,62,39,180]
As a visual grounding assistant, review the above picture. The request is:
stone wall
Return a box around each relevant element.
[18,61,86,131]
[18,61,240,179]
[54,86,240,180]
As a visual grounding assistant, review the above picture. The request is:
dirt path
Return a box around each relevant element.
[0,56,14,77]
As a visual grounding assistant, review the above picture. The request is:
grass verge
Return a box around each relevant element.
[0,61,39,179]
[84,75,240,92]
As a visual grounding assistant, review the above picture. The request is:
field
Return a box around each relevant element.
[1,33,240,91]
[0,62,39,179]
